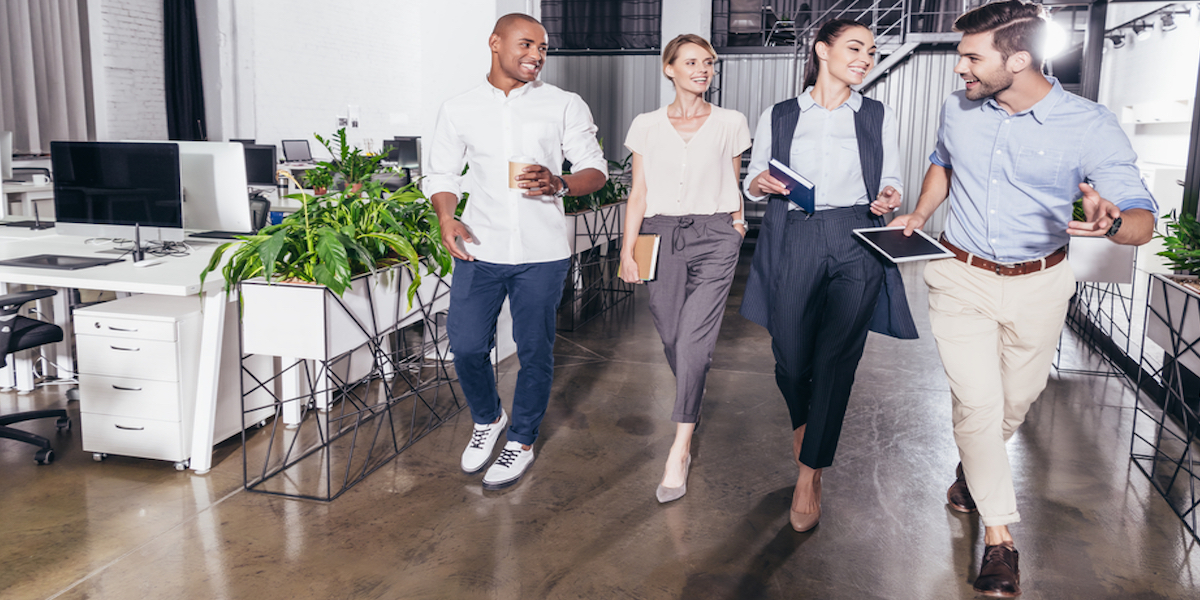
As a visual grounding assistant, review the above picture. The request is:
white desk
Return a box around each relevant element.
[1,182,54,218]
[0,233,233,474]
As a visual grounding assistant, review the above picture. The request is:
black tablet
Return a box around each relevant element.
[853,226,955,263]
[0,254,124,270]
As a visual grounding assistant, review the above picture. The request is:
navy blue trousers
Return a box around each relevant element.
[447,258,570,446]
[770,206,885,469]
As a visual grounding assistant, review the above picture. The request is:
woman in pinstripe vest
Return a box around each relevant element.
[740,19,916,532]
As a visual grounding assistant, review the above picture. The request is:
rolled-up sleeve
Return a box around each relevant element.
[744,106,774,201]
[881,104,904,197]
[562,93,607,177]
[929,101,952,169]
[1081,109,1158,217]
[425,105,465,199]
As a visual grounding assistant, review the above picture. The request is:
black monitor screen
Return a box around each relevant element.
[282,139,312,162]
[244,144,277,185]
[50,141,183,228]
[385,137,420,169]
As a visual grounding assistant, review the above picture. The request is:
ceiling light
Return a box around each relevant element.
[1132,20,1153,40]
[1106,31,1126,48]
[1043,18,1069,59]
[1162,12,1177,31]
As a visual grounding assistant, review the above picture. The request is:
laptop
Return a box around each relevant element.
[281,139,313,163]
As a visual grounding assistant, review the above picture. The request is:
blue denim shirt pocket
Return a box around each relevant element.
[1014,147,1065,189]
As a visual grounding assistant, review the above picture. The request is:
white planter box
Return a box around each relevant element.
[567,201,625,255]
[240,265,417,360]
[1069,237,1137,284]
[1147,273,1200,374]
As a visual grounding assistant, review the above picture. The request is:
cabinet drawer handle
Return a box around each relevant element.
[107,326,139,332]
[112,385,143,391]
[114,424,145,431]
[110,346,140,352]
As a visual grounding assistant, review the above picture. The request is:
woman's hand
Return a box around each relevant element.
[620,252,643,284]
[750,171,790,197]
[734,222,746,237]
[870,185,901,216]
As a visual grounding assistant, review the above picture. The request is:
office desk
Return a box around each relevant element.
[1,182,54,218]
[0,234,234,474]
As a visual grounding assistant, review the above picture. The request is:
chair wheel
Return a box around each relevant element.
[35,448,55,465]
[173,460,189,471]
[56,416,71,431]
[93,453,107,462]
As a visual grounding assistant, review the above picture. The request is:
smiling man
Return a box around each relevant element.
[427,13,606,490]
[889,1,1156,596]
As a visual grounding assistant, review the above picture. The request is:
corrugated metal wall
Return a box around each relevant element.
[541,54,662,162]
[543,48,965,234]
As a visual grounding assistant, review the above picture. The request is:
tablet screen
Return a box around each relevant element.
[853,227,954,263]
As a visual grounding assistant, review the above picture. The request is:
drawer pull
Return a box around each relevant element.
[112,385,143,391]
[114,424,145,431]
[109,346,140,352]
[107,326,139,332]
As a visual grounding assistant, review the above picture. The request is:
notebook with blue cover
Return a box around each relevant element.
[768,158,815,213]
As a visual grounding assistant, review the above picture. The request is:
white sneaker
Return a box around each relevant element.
[460,410,507,474]
[482,441,535,490]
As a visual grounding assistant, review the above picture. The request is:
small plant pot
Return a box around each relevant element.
[1147,273,1200,374]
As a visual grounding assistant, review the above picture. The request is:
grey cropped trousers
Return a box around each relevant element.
[640,213,743,423]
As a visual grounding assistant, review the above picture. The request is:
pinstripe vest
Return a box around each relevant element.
[739,96,918,340]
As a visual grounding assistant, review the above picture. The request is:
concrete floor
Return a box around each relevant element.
[2,257,1199,599]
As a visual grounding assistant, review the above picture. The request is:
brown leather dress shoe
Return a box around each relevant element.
[974,543,1021,597]
[947,462,977,513]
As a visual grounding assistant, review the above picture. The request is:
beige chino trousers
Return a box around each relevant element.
[924,256,1075,527]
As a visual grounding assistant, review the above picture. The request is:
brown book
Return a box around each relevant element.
[627,234,660,281]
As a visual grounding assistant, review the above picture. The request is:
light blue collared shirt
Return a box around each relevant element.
[931,77,1157,263]
[746,89,903,209]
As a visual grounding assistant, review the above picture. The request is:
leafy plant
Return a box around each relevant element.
[199,174,452,306]
[302,164,334,192]
[1156,210,1200,275]
[315,128,389,187]
[563,152,632,214]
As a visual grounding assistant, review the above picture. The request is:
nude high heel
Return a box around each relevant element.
[790,468,821,532]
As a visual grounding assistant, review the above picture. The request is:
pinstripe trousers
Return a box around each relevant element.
[770,206,886,469]
[641,213,743,423]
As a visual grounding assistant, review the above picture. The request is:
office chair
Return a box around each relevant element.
[0,289,70,465]
[249,195,271,232]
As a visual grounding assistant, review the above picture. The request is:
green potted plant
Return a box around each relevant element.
[198,168,452,360]
[315,128,389,192]
[302,164,334,195]
[1148,210,1200,372]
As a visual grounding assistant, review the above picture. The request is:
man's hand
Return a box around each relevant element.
[888,212,927,236]
[871,185,901,216]
[749,171,790,197]
[439,217,475,261]
[1067,182,1120,237]
[515,165,561,197]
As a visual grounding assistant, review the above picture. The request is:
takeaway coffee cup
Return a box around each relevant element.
[508,156,537,190]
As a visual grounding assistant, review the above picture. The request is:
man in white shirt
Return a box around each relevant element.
[426,13,607,490]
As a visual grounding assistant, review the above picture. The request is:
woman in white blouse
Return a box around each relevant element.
[740,19,911,532]
[620,34,751,504]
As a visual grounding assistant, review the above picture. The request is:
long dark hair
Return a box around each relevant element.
[802,19,870,91]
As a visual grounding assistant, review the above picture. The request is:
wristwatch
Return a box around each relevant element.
[1105,216,1123,238]
[553,176,570,198]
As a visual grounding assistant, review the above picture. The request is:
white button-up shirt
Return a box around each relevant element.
[425,78,607,264]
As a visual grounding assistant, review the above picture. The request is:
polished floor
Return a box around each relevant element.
[3,256,1200,600]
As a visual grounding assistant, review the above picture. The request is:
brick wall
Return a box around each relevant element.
[101,0,168,140]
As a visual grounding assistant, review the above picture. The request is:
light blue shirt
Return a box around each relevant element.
[931,77,1156,263]
[746,89,903,209]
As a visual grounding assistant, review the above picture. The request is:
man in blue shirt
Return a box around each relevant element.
[891,1,1155,596]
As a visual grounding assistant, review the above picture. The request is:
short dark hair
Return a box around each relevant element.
[954,0,1046,65]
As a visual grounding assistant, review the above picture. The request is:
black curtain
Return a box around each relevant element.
[164,0,206,141]
[542,0,661,50]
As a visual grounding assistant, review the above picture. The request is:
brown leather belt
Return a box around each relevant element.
[939,235,1067,277]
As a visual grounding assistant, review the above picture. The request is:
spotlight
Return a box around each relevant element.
[1043,18,1069,59]
[1106,31,1126,48]
[1132,20,1152,39]
[1162,12,1177,31]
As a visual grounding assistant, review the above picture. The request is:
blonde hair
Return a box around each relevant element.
[662,34,718,80]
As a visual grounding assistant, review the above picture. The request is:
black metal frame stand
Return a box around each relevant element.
[239,275,462,502]
[558,203,634,332]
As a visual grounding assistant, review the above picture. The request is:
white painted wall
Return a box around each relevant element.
[99,0,168,140]
[1098,3,1200,167]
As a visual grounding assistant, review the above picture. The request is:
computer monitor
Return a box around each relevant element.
[282,139,312,162]
[1,131,12,181]
[51,141,185,241]
[244,144,278,186]
[175,141,254,233]
[230,138,256,145]
[386,136,421,169]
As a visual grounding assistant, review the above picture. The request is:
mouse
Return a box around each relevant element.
[133,258,166,268]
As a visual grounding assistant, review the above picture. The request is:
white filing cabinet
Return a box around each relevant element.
[74,294,272,469]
